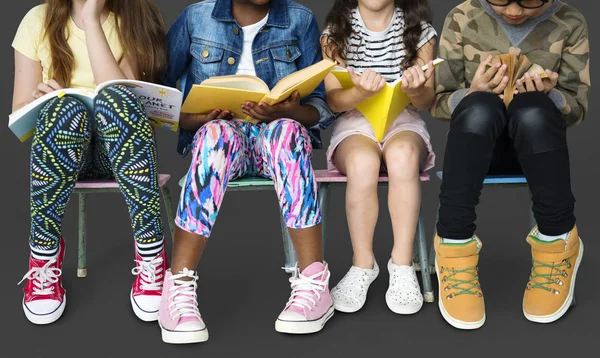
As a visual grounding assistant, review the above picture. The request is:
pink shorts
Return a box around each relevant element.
[326,108,436,180]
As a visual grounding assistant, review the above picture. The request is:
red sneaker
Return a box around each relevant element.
[130,248,168,321]
[19,237,66,325]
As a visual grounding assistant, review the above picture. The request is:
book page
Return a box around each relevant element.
[201,75,269,93]
[269,59,336,103]
[95,79,183,132]
[8,88,95,142]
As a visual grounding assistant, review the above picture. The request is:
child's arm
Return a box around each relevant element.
[12,51,43,112]
[429,11,466,120]
[547,17,590,127]
[321,37,386,113]
[83,1,133,83]
[402,39,436,111]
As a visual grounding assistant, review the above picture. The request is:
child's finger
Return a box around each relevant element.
[424,60,435,79]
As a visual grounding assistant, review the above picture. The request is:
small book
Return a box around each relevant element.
[489,54,548,106]
[9,79,183,142]
[331,58,444,142]
[180,59,337,123]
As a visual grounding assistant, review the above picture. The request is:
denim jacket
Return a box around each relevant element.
[165,0,334,157]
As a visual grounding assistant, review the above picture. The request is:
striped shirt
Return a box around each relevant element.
[326,7,436,83]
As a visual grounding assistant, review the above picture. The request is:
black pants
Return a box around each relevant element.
[437,91,576,239]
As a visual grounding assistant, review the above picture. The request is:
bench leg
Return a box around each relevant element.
[429,202,440,275]
[318,183,330,259]
[416,211,434,303]
[281,212,296,274]
[160,185,176,242]
[78,194,87,278]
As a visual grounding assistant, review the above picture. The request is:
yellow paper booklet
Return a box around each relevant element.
[489,54,548,106]
[331,58,444,141]
[181,59,336,122]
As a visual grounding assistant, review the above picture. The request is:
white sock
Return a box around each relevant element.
[537,232,569,242]
[441,237,475,244]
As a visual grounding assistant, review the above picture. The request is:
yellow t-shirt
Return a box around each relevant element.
[12,4,124,90]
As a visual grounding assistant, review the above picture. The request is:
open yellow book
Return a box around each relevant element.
[489,54,548,106]
[331,58,444,141]
[180,59,336,123]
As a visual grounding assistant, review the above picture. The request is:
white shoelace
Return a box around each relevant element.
[131,256,164,291]
[168,268,201,320]
[286,269,329,312]
[18,259,62,295]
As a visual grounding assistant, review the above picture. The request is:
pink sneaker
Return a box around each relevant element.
[18,237,66,325]
[275,262,334,334]
[130,248,167,321]
[158,269,208,344]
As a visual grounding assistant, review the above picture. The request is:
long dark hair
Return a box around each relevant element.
[323,0,432,69]
[44,0,167,87]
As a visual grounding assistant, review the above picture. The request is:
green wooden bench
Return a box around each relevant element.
[178,169,435,303]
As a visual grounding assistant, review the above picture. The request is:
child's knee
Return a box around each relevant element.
[38,96,90,132]
[385,140,422,178]
[193,120,240,146]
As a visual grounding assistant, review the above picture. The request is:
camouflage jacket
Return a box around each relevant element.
[431,0,590,127]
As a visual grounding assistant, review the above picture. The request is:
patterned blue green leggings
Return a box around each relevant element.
[29,86,163,258]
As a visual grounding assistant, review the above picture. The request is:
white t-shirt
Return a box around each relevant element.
[236,14,269,76]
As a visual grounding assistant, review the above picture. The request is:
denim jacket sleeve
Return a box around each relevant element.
[296,13,334,149]
[164,6,197,157]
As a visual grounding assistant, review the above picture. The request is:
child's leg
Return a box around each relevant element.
[507,92,580,323]
[159,119,248,344]
[437,92,507,239]
[333,135,382,269]
[507,91,575,235]
[382,131,428,315]
[93,86,167,321]
[256,119,322,270]
[23,96,91,325]
[382,132,427,266]
[256,119,334,334]
[172,120,249,274]
[94,86,165,258]
[434,92,507,330]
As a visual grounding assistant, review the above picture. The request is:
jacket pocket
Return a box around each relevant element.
[269,44,301,80]
[190,41,225,82]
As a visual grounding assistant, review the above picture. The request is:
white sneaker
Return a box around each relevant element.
[331,260,379,313]
[386,259,423,314]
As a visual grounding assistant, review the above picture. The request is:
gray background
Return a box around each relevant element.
[1,0,598,357]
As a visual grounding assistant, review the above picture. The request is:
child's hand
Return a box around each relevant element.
[32,79,63,99]
[349,67,386,98]
[467,55,509,96]
[242,91,301,122]
[82,0,107,26]
[515,69,559,94]
[401,60,435,95]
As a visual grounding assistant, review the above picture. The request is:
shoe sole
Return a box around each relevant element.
[275,305,335,334]
[386,297,423,315]
[435,261,485,330]
[130,289,159,322]
[23,295,67,325]
[523,239,584,323]
[159,321,209,344]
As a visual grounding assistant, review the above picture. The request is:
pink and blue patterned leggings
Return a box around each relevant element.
[176,119,321,238]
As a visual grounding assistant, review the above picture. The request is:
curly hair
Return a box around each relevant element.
[323,0,432,69]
